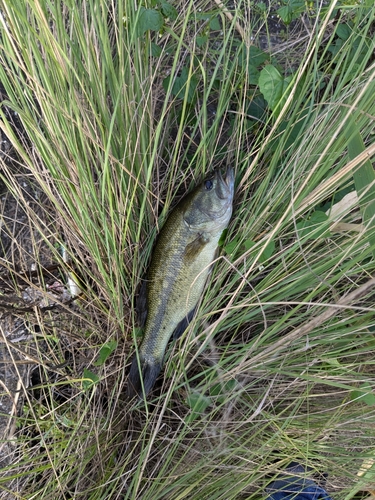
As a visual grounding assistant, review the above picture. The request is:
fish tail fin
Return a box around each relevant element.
[127,353,162,399]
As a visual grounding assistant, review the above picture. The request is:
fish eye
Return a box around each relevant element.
[204,179,214,190]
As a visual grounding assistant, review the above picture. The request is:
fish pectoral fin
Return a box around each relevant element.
[184,234,209,261]
[127,353,162,399]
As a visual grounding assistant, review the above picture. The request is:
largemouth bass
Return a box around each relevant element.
[127,167,234,398]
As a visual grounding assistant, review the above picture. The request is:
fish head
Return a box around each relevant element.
[183,167,234,233]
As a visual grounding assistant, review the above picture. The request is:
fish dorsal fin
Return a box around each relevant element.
[184,234,209,261]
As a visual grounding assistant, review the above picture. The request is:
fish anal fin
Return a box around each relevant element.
[127,353,162,399]
[173,307,197,340]
[135,279,148,327]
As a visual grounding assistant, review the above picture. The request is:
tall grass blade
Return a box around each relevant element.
[343,113,375,259]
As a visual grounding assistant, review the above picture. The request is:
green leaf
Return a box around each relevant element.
[336,23,352,40]
[322,358,342,368]
[249,46,269,67]
[277,6,293,24]
[209,16,221,31]
[136,7,164,37]
[343,114,375,260]
[82,369,99,391]
[248,64,260,86]
[185,392,211,422]
[271,106,310,152]
[210,380,237,403]
[259,240,275,262]
[151,42,162,57]
[247,95,268,122]
[224,238,253,258]
[224,238,240,255]
[350,384,375,406]
[163,66,199,103]
[196,35,208,47]
[243,239,275,263]
[290,0,305,10]
[242,239,255,252]
[133,327,144,339]
[237,46,269,72]
[259,65,292,114]
[256,2,267,13]
[328,38,343,57]
[224,237,275,263]
[296,211,330,240]
[218,228,228,247]
[160,1,178,21]
[277,1,305,25]
[94,341,117,366]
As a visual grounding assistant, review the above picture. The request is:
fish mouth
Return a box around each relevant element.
[216,167,234,200]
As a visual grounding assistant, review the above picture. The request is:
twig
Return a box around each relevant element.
[212,0,248,45]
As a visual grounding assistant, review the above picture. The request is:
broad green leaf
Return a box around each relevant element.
[136,7,164,37]
[277,1,306,25]
[237,45,269,71]
[218,228,228,247]
[224,237,275,263]
[163,66,199,103]
[133,327,143,339]
[336,23,352,40]
[224,238,239,255]
[350,384,375,406]
[249,46,269,67]
[290,0,305,10]
[160,1,178,21]
[210,380,237,403]
[270,106,309,152]
[94,341,118,366]
[259,240,275,262]
[296,211,330,240]
[248,64,260,86]
[247,95,268,122]
[343,114,375,259]
[323,358,342,368]
[244,239,275,263]
[209,16,221,31]
[259,65,292,114]
[185,392,211,422]
[328,38,344,57]
[151,42,162,57]
[277,6,292,24]
[257,2,267,13]
[196,35,208,47]
[83,369,99,391]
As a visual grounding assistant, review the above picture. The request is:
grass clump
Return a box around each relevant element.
[0,0,375,498]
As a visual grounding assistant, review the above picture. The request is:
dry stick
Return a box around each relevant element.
[298,142,375,215]
[249,276,375,367]
[0,326,71,378]
[213,0,248,44]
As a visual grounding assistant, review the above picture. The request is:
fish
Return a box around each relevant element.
[127,167,234,399]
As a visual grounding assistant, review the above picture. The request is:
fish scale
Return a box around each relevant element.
[127,167,234,399]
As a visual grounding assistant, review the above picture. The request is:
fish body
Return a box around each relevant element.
[127,167,234,398]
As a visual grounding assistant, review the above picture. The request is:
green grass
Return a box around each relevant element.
[0,0,375,498]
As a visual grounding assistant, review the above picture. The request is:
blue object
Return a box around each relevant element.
[266,463,333,500]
